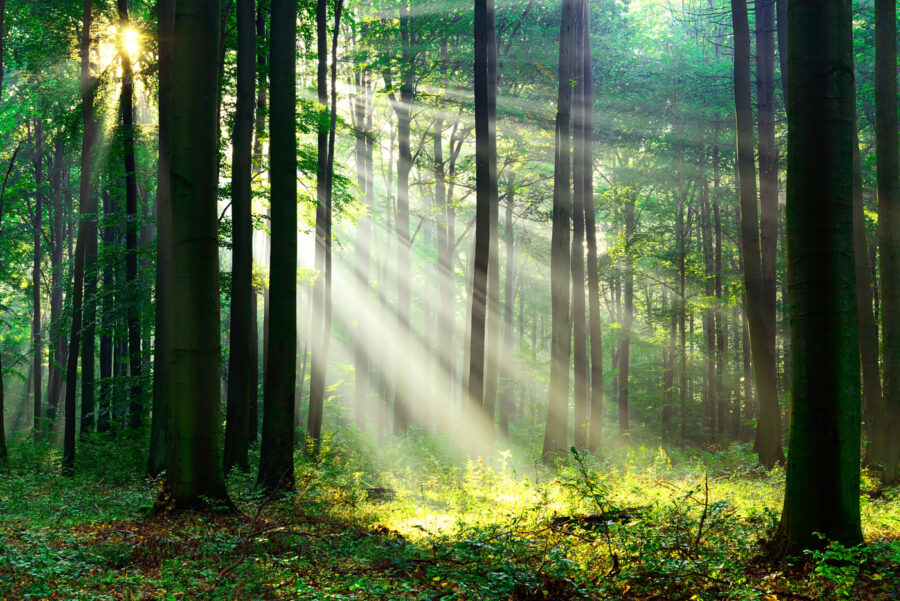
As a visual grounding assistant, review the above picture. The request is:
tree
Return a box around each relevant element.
[258,0,297,492]
[730,0,783,468]
[117,0,142,430]
[62,0,97,476]
[579,0,602,454]
[148,0,173,479]
[165,0,230,507]
[224,0,256,474]
[30,117,42,433]
[780,0,861,552]
[542,0,574,463]
[468,0,498,445]
[874,0,900,485]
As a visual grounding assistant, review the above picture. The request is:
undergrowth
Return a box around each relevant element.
[0,431,896,600]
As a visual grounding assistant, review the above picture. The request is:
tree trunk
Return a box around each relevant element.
[578,0,602,455]
[31,119,43,433]
[468,0,498,448]
[780,0,861,551]
[99,190,114,435]
[731,0,783,467]
[165,0,230,507]
[258,0,297,492]
[874,0,900,485]
[223,0,256,474]
[853,124,885,470]
[542,0,574,463]
[571,4,588,450]
[148,0,174,478]
[499,180,516,436]
[117,0,142,430]
[63,0,97,476]
[353,66,372,431]
[619,192,634,440]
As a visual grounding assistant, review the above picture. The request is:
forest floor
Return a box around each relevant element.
[0,434,897,601]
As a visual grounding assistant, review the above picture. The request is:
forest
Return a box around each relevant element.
[0,0,897,599]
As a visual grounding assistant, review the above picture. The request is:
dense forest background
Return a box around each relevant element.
[0,0,896,599]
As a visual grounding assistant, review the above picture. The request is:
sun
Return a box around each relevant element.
[121,27,140,58]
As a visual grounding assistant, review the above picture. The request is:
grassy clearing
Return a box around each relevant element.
[0,434,896,600]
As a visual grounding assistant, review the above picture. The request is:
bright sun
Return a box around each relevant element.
[121,27,139,58]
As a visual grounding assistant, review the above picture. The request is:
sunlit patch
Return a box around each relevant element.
[121,27,140,59]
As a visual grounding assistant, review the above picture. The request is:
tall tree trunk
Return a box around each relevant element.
[731,0,783,467]
[619,193,634,439]
[499,180,515,436]
[780,0,861,551]
[542,0,574,463]
[874,0,900,485]
[258,0,297,492]
[578,0,602,454]
[63,0,97,475]
[165,0,230,507]
[853,124,885,469]
[353,66,372,431]
[393,1,414,434]
[31,119,43,433]
[701,160,716,438]
[99,190,114,434]
[148,0,174,477]
[0,0,8,464]
[468,0,498,446]
[224,0,256,474]
[117,0,141,430]
[571,4,588,450]
[308,0,331,447]
[48,139,65,426]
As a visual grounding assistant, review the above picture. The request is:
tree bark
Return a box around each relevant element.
[258,0,298,492]
[731,0,783,467]
[31,118,43,433]
[542,0,574,463]
[874,0,900,485]
[63,0,97,476]
[780,0,861,551]
[224,0,256,474]
[165,0,230,507]
[148,0,174,478]
[117,0,142,430]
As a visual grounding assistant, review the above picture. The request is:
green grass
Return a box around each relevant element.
[0,433,896,600]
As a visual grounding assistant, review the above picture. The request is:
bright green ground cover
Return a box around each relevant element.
[0,435,896,600]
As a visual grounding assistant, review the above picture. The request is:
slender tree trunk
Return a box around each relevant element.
[731,0,783,467]
[353,66,372,431]
[258,0,297,492]
[99,190,114,434]
[468,0,498,447]
[499,181,516,436]
[874,0,900,485]
[0,0,8,463]
[853,125,885,469]
[571,4,588,450]
[224,0,256,474]
[148,0,173,477]
[48,139,65,427]
[165,0,230,507]
[117,0,142,430]
[63,0,97,475]
[577,0,602,454]
[31,119,43,433]
[780,0,861,551]
[393,1,414,434]
[542,0,574,462]
[308,0,330,447]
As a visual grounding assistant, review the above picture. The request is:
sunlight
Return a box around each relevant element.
[121,27,140,59]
